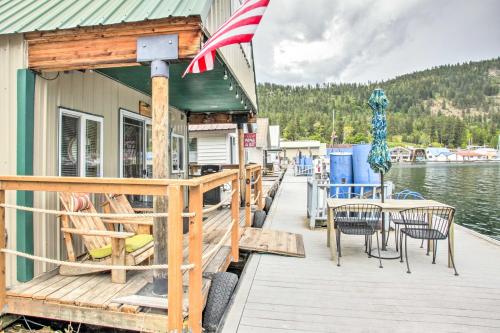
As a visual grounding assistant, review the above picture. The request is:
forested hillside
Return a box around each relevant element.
[258,58,500,148]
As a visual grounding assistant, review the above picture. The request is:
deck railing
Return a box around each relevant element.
[306,177,394,229]
[0,170,240,333]
[294,165,314,177]
[245,165,264,227]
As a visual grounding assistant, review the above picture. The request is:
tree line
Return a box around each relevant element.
[258,58,500,149]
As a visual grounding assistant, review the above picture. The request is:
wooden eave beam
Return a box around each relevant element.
[24,17,202,72]
[188,112,256,125]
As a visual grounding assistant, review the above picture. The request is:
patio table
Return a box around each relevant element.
[326,198,456,268]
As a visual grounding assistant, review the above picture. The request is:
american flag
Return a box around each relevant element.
[183,0,270,77]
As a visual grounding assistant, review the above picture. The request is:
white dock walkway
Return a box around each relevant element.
[221,172,500,333]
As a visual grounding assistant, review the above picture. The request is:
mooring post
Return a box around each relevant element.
[151,60,170,295]
[136,35,179,298]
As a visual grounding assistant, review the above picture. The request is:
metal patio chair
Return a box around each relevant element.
[333,204,383,268]
[399,206,458,275]
[388,190,425,251]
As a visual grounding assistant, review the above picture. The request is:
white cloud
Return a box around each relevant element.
[252,0,500,85]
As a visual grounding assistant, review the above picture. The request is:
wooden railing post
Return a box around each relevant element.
[231,176,240,262]
[0,189,5,313]
[167,185,184,332]
[188,184,203,333]
[256,167,264,210]
[245,169,251,227]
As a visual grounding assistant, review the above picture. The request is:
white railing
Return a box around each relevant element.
[294,165,314,177]
[306,178,394,229]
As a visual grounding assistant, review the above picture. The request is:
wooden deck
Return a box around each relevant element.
[5,208,247,332]
[221,172,500,333]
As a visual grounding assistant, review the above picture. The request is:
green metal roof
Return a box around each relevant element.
[0,0,211,34]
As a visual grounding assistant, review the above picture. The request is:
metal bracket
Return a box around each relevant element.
[137,34,179,63]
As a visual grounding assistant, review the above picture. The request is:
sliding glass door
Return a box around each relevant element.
[120,110,152,205]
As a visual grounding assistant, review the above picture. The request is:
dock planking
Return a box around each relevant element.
[221,172,500,333]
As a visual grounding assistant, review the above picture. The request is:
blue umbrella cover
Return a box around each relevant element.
[368,89,392,175]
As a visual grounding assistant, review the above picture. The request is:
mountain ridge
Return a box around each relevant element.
[258,57,500,148]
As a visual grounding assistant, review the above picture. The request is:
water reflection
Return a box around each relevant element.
[386,162,500,240]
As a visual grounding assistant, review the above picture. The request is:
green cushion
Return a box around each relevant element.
[89,234,153,260]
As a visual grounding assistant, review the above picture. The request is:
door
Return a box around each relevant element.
[120,109,152,205]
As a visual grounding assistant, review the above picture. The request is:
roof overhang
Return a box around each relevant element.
[98,59,256,116]
[20,16,257,122]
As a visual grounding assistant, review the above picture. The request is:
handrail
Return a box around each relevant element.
[0,170,239,193]
[306,177,394,229]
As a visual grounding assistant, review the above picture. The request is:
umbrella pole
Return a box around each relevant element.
[380,171,386,250]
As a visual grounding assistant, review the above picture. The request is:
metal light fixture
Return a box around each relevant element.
[229,83,233,91]
[235,91,239,99]
[240,99,244,104]
[223,70,228,80]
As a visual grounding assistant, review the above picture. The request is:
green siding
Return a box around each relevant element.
[16,69,35,282]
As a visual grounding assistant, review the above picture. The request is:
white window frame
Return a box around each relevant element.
[119,109,152,178]
[171,133,185,174]
[58,108,104,177]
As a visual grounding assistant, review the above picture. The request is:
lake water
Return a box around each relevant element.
[386,162,500,240]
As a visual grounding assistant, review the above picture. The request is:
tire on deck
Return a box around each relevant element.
[264,196,273,213]
[252,209,267,228]
[202,272,239,332]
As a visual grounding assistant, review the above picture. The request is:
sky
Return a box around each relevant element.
[252,0,500,85]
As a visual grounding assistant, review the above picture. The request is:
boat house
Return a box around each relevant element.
[0,1,260,332]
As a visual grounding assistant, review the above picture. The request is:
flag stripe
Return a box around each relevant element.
[183,0,269,77]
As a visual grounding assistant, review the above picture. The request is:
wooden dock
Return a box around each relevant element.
[221,172,500,333]
[5,208,246,333]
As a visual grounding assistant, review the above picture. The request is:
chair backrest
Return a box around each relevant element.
[104,194,137,233]
[391,190,424,221]
[333,204,382,230]
[400,206,455,237]
[394,189,424,200]
[59,192,110,252]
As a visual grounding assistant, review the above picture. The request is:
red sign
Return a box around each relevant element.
[244,133,257,148]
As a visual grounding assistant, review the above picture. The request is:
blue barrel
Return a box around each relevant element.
[329,153,353,198]
[352,144,380,194]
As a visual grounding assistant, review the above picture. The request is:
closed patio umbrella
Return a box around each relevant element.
[367,89,391,203]
[368,89,392,251]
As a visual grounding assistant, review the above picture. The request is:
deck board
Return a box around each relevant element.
[221,171,500,333]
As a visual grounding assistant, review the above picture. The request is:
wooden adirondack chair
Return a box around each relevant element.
[102,194,152,234]
[59,192,154,283]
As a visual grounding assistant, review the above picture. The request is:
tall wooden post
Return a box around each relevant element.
[238,124,245,205]
[151,60,170,296]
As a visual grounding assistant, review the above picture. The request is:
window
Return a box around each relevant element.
[189,137,198,163]
[172,134,185,173]
[229,134,237,164]
[59,109,103,177]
